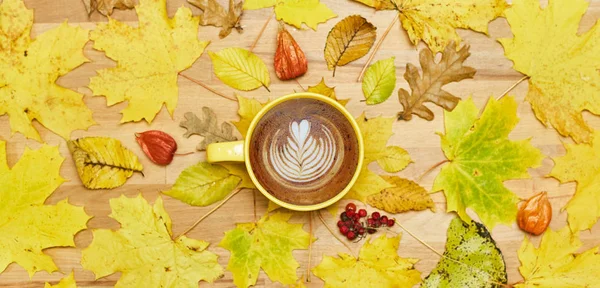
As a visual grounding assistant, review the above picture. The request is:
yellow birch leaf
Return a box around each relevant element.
[516,227,600,287]
[325,15,377,76]
[0,141,91,277]
[163,162,241,206]
[209,47,270,91]
[220,212,311,287]
[45,272,77,288]
[313,234,421,288]
[307,77,349,106]
[367,176,434,213]
[232,94,268,138]
[346,167,393,202]
[90,0,209,123]
[499,0,600,143]
[68,137,143,189]
[0,0,95,142]
[244,0,336,30]
[549,130,600,231]
[351,0,395,10]
[392,0,507,53]
[362,57,396,105]
[81,195,223,287]
[376,145,411,173]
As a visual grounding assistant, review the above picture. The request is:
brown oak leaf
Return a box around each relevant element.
[180,107,238,151]
[82,0,134,16]
[188,0,243,38]
[397,42,476,121]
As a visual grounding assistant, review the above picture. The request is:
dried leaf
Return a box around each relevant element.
[244,0,336,30]
[81,195,224,287]
[163,162,241,206]
[82,0,134,16]
[90,0,209,123]
[232,94,268,138]
[45,272,77,288]
[307,77,349,106]
[351,0,395,10]
[0,0,94,142]
[397,43,476,121]
[367,176,434,213]
[209,47,270,91]
[362,56,396,105]
[393,0,507,53]
[274,27,307,80]
[135,130,178,165]
[180,107,238,151]
[68,137,144,189]
[188,0,243,38]
[325,15,376,76]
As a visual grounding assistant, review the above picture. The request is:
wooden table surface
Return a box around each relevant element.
[1,0,600,287]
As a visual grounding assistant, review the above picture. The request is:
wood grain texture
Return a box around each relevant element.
[1,0,599,286]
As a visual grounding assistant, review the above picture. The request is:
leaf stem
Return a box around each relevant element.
[249,11,275,52]
[177,188,242,238]
[497,75,530,100]
[307,211,313,282]
[317,210,356,257]
[174,151,195,156]
[179,72,237,101]
[295,79,307,91]
[392,222,443,257]
[417,159,449,182]
[357,14,399,82]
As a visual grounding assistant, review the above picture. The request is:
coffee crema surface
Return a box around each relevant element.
[249,98,360,205]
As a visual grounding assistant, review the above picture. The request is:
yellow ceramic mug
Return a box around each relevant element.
[206,92,364,211]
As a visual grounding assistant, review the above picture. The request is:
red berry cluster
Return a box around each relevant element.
[337,203,396,241]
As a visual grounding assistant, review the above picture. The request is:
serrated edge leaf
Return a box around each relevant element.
[209,47,270,91]
[324,15,376,75]
[363,57,396,105]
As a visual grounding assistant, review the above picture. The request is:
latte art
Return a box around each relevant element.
[269,120,337,183]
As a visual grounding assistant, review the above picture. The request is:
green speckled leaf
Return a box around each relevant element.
[423,217,507,288]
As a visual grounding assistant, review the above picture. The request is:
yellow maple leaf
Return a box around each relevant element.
[313,234,421,287]
[550,130,600,231]
[392,0,507,53]
[243,0,336,30]
[45,272,77,288]
[516,227,600,287]
[0,141,90,277]
[307,77,349,106]
[346,167,393,202]
[90,0,209,123]
[208,48,270,91]
[0,0,95,141]
[81,195,223,287]
[232,94,268,138]
[356,113,411,170]
[499,0,600,143]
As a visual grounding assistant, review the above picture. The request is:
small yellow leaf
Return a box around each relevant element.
[68,137,143,189]
[376,146,412,173]
[313,234,421,287]
[45,272,77,288]
[209,47,270,91]
[351,0,395,10]
[393,0,507,53]
[325,15,376,76]
[367,176,435,213]
[345,167,393,202]
[232,94,268,138]
[362,57,396,105]
[516,227,600,287]
[274,0,337,30]
[307,77,349,106]
[81,195,224,287]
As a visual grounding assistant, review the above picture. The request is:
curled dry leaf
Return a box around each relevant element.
[325,15,377,76]
[274,26,307,80]
[188,0,243,38]
[68,137,144,189]
[135,130,177,166]
[180,107,238,151]
[82,0,134,16]
[398,43,476,121]
[517,192,552,235]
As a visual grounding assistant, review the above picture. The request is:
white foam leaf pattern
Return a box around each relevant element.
[270,120,336,183]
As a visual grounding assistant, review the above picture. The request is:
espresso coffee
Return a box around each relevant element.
[249,98,360,205]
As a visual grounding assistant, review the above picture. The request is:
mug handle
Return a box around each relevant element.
[206,141,245,163]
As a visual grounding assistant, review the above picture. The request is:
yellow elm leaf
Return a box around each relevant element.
[45,272,77,288]
[376,146,411,173]
[232,94,268,138]
[516,227,600,287]
[367,176,435,213]
[219,212,311,287]
[392,0,507,53]
[362,57,396,105]
[0,0,94,142]
[67,137,143,189]
[81,195,223,287]
[549,130,600,231]
[345,167,394,202]
[90,0,209,123]
[209,47,270,91]
[325,15,377,76]
[307,77,349,106]
[499,0,600,143]
[351,0,395,10]
[274,0,337,31]
[313,234,421,288]
[0,141,90,277]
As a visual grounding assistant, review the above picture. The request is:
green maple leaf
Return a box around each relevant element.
[219,212,311,287]
[432,96,544,229]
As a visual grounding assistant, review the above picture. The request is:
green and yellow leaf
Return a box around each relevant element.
[209,48,270,91]
[362,57,396,105]
[346,167,393,202]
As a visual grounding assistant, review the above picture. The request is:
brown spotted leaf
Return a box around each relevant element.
[367,176,435,213]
